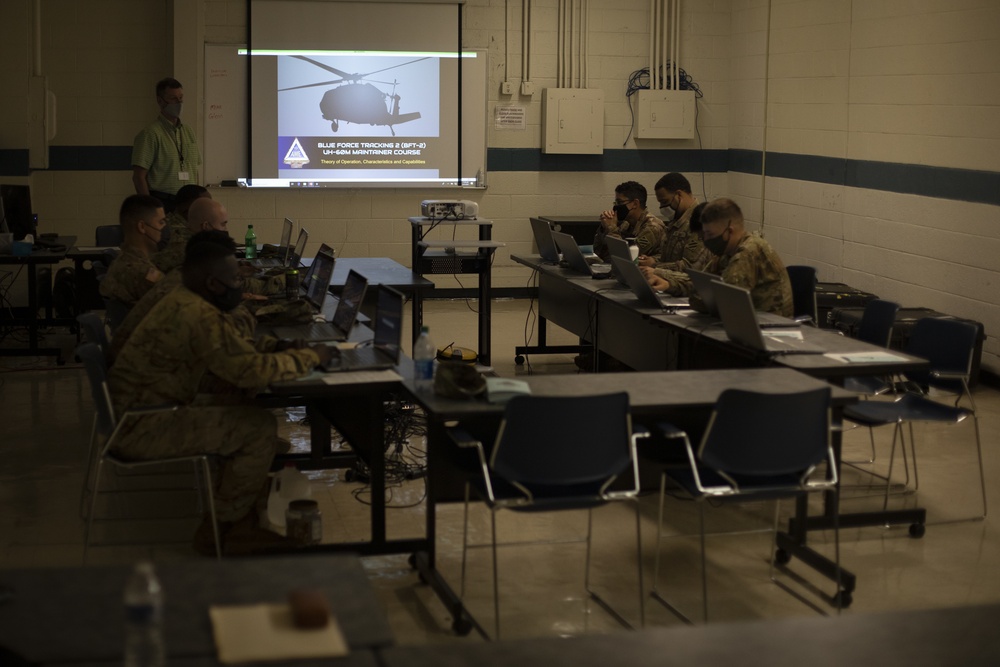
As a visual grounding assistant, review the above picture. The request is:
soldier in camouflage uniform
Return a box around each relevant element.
[153,184,210,273]
[636,173,710,296]
[681,198,794,317]
[99,195,168,307]
[156,197,284,295]
[593,181,666,262]
[109,232,332,554]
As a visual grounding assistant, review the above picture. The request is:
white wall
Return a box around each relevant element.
[743,0,1000,370]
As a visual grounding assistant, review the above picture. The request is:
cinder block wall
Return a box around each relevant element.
[730,0,1000,368]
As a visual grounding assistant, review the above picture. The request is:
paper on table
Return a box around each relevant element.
[823,351,910,364]
[321,369,402,385]
[210,604,348,663]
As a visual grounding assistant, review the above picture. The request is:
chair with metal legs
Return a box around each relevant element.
[651,387,841,623]
[842,317,986,521]
[76,343,222,560]
[841,299,901,466]
[448,393,647,639]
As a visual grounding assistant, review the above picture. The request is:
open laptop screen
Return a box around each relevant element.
[286,228,309,267]
[373,285,404,363]
[331,269,368,333]
[279,217,293,248]
[303,249,335,311]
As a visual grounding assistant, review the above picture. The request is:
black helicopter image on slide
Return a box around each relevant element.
[279,55,428,136]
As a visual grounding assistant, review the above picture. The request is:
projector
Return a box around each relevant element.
[420,200,479,219]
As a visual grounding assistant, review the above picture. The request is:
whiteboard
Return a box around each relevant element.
[202,44,487,187]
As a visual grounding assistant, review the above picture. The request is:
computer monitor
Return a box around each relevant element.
[0,185,36,240]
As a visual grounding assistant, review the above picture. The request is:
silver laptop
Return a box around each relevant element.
[272,251,362,342]
[685,268,797,327]
[712,280,824,355]
[610,256,688,310]
[552,231,612,278]
[251,218,295,267]
[605,236,635,284]
[529,218,561,264]
[323,285,403,372]
[300,243,334,294]
[285,228,309,268]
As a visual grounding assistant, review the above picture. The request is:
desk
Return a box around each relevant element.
[0,554,392,665]
[268,362,426,557]
[512,257,596,365]
[379,603,1000,666]
[0,236,76,361]
[511,254,930,592]
[410,217,502,365]
[403,368,857,634]
[512,254,930,380]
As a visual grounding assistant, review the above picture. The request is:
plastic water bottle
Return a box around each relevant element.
[266,463,312,528]
[413,325,436,393]
[244,224,257,259]
[123,561,165,667]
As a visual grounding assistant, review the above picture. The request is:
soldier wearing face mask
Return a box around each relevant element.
[687,198,793,317]
[109,232,332,556]
[634,172,710,297]
[593,181,666,262]
[99,195,170,308]
[132,77,202,213]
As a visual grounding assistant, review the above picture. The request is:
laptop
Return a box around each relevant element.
[552,231,612,279]
[605,236,635,284]
[272,253,364,343]
[285,228,309,268]
[529,217,561,264]
[300,243,335,294]
[712,280,824,355]
[684,268,797,327]
[610,256,689,310]
[251,218,295,267]
[323,285,403,372]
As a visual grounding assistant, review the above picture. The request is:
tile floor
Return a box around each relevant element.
[1,298,999,646]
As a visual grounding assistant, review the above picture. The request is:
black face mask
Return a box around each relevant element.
[155,225,171,252]
[211,279,243,312]
[613,203,630,222]
[703,230,729,257]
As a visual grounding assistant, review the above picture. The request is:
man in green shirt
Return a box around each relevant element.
[132,77,202,212]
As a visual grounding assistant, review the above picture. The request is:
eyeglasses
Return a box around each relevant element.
[613,198,633,207]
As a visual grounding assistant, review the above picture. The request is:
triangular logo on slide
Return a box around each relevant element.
[283,138,310,168]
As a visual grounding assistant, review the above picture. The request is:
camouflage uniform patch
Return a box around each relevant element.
[650,204,711,296]
[99,244,163,307]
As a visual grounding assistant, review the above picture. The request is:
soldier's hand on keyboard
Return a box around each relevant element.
[311,344,334,367]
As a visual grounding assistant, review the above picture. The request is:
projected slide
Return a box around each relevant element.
[276,53,440,180]
[278,54,438,137]
[245,0,478,187]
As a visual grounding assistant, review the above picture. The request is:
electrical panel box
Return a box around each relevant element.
[543,88,604,155]
[635,89,695,139]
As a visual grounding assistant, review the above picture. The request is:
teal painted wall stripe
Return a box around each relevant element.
[2,146,997,206]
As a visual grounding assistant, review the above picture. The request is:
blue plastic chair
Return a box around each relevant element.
[842,318,986,520]
[653,387,840,622]
[448,392,647,638]
[76,343,221,560]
